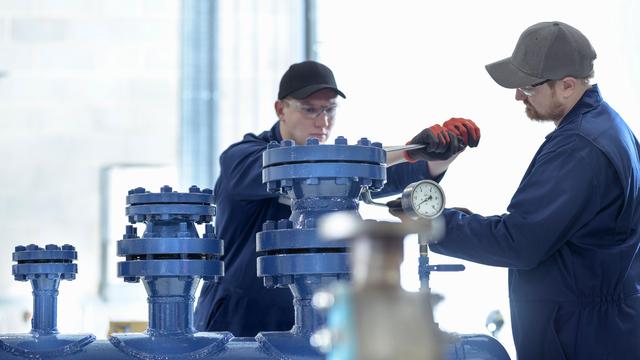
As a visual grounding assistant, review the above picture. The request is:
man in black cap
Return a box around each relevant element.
[391,21,640,359]
[194,60,481,336]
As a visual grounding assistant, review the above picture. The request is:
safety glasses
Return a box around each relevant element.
[518,79,551,96]
[283,99,338,119]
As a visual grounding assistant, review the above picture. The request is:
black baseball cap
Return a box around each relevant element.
[486,21,597,88]
[278,61,346,100]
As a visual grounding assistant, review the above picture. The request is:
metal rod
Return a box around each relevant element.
[360,187,388,207]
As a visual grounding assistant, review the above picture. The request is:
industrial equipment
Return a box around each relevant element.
[110,185,232,358]
[255,136,386,359]
[0,137,512,359]
[401,179,446,219]
[0,186,273,360]
[109,185,274,359]
[317,215,442,360]
[0,244,95,358]
[314,178,511,360]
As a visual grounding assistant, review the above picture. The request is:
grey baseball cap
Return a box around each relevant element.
[486,21,597,88]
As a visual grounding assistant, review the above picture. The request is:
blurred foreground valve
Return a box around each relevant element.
[316,215,442,360]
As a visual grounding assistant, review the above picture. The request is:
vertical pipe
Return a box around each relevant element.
[419,248,430,291]
[293,297,324,335]
[98,166,110,300]
[180,0,218,189]
[289,276,332,335]
[31,278,60,335]
[418,233,431,291]
[144,277,199,336]
[303,0,317,60]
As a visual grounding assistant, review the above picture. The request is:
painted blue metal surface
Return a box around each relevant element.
[111,185,234,359]
[117,185,222,282]
[256,276,346,359]
[262,137,386,195]
[262,137,385,166]
[0,186,273,359]
[446,335,511,360]
[0,244,96,359]
[0,182,512,359]
[255,137,387,359]
[258,136,386,283]
[418,250,465,291]
[0,239,271,360]
[257,137,511,359]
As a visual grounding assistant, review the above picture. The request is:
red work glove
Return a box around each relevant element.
[443,118,480,147]
[404,124,464,162]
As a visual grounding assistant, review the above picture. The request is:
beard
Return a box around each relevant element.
[524,89,566,122]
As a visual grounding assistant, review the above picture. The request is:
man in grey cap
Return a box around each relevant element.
[194,60,480,336]
[392,21,640,359]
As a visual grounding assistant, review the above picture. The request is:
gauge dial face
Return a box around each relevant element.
[410,181,445,219]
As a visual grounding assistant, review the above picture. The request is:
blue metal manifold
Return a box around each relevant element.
[0,244,96,359]
[0,186,277,360]
[0,158,511,359]
[258,136,386,288]
[256,136,386,359]
[257,136,511,360]
[110,185,234,358]
[262,137,386,195]
[117,185,223,284]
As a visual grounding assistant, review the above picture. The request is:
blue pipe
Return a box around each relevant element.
[256,137,386,359]
[0,186,274,360]
[31,277,60,335]
[145,277,199,336]
[110,186,234,359]
[0,182,511,359]
[0,244,97,359]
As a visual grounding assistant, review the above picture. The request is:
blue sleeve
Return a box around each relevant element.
[373,160,442,198]
[217,140,279,201]
[430,138,604,269]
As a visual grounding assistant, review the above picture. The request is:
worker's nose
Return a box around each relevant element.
[515,89,527,101]
[315,113,330,128]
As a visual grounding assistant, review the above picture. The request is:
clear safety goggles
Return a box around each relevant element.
[518,79,551,96]
[283,99,338,119]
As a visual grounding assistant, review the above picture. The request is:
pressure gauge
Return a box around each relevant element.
[401,180,445,220]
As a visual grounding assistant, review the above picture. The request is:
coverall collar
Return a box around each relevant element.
[547,84,603,139]
[272,120,284,142]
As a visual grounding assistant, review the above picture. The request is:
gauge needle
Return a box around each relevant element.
[418,196,433,207]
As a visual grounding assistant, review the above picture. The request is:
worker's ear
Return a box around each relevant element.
[558,77,578,99]
[275,100,286,121]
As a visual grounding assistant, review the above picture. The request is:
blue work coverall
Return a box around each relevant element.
[194,121,438,336]
[431,85,640,360]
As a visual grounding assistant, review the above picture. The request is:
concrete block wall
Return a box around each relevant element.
[0,0,180,334]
